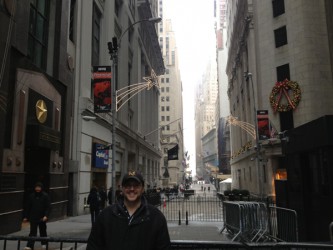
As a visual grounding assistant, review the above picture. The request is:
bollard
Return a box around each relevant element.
[186,211,188,225]
[178,210,181,225]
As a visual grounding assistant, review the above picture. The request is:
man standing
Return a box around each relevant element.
[23,182,51,250]
[87,170,170,250]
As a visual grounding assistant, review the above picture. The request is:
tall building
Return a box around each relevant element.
[0,0,73,234]
[226,0,333,241]
[157,13,184,187]
[215,0,231,175]
[70,0,164,215]
[195,60,219,181]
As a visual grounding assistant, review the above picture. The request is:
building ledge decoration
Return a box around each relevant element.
[269,79,301,112]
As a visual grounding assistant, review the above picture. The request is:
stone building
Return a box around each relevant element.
[226,0,333,241]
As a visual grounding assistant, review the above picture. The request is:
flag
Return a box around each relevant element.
[167,144,179,160]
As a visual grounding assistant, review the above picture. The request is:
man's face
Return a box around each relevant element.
[35,186,42,192]
[122,180,144,203]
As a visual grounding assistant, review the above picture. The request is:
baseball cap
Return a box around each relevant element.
[122,170,144,186]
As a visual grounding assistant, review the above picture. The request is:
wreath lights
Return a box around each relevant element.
[269,79,301,112]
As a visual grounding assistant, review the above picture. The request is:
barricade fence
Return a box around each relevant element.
[158,193,223,223]
[1,235,333,250]
[220,201,298,243]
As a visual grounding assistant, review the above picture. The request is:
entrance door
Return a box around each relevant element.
[23,147,51,208]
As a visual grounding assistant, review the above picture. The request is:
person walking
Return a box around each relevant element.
[99,186,107,209]
[23,182,50,250]
[86,170,170,250]
[107,187,112,205]
[87,186,100,225]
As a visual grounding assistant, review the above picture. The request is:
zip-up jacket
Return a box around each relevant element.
[24,191,50,222]
[86,197,170,250]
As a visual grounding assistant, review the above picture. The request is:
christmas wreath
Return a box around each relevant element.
[269,79,301,112]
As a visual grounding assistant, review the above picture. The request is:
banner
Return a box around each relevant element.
[93,66,111,113]
[167,144,179,160]
[257,110,270,140]
[93,143,109,168]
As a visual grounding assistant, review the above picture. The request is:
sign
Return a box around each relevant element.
[93,66,111,113]
[93,143,109,168]
[257,110,270,140]
[167,144,179,160]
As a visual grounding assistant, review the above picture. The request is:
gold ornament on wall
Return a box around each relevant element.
[36,99,47,123]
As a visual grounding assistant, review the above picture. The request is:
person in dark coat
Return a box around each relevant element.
[87,170,170,250]
[107,187,112,205]
[23,182,50,250]
[99,186,107,209]
[87,186,100,224]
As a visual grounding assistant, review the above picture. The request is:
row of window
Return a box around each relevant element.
[161,96,170,102]
[160,87,170,92]
[161,116,170,121]
[161,106,170,111]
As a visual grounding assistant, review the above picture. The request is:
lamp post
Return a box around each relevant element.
[246,72,262,199]
[107,17,162,204]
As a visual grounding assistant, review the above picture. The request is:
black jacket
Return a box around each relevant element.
[86,197,170,250]
[24,191,50,222]
[87,188,100,211]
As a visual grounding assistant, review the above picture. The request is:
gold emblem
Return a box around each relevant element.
[128,170,136,176]
[36,99,47,123]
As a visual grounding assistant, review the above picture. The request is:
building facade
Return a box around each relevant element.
[0,0,73,234]
[226,0,333,241]
[70,0,164,215]
[157,16,184,187]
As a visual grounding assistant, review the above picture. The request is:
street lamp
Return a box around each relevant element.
[245,72,262,199]
[107,17,162,204]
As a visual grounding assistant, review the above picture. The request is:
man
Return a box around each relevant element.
[87,170,170,250]
[23,182,51,250]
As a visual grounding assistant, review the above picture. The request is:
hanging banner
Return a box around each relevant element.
[93,143,109,168]
[257,110,270,140]
[167,144,179,160]
[93,66,111,113]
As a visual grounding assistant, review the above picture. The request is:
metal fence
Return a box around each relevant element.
[220,201,298,243]
[158,193,223,223]
[1,235,333,250]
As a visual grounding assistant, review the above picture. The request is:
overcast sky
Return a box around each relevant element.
[164,0,216,175]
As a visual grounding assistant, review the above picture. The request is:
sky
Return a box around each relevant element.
[163,0,216,175]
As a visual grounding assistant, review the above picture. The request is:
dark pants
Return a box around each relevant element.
[90,208,100,224]
[27,220,47,248]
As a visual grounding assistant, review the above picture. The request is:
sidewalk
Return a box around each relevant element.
[4,212,229,249]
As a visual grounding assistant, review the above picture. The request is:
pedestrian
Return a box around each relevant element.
[107,187,112,205]
[23,182,50,250]
[115,184,123,202]
[99,186,107,209]
[87,186,100,225]
[86,170,170,250]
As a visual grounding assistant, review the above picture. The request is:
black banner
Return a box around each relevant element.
[167,144,179,161]
[257,110,270,140]
[93,66,111,113]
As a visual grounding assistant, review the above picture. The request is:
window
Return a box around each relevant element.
[166,125,170,130]
[161,106,165,111]
[166,78,169,83]
[276,64,294,130]
[161,87,164,92]
[161,116,165,121]
[274,26,287,48]
[272,0,285,17]
[161,78,164,83]
[166,116,170,121]
[166,106,170,111]
[165,68,169,74]
[166,96,170,102]
[161,97,165,102]
[166,87,169,92]
[276,63,290,81]
[28,0,50,70]
[92,3,101,66]
[69,0,76,42]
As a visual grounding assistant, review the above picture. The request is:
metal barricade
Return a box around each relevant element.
[221,201,298,243]
[1,235,333,250]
